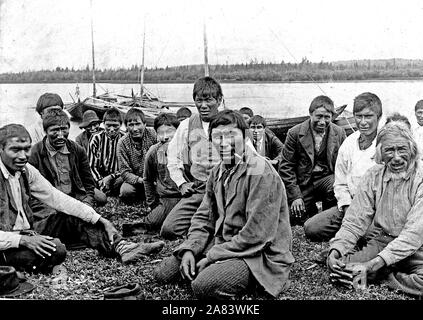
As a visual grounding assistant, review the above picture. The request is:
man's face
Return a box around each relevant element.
[40,106,62,119]
[85,122,101,135]
[310,107,332,133]
[211,123,244,165]
[354,107,380,137]
[381,135,411,173]
[249,122,265,143]
[156,124,176,143]
[0,136,32,173]
[46,124,70,149]
[194,94,221,122]
[126,116,146,139]
[241,114,251,124]
[104,120,121,139]
[415,108,423,126]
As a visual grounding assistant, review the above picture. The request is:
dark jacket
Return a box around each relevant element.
[29,137,96,206]
[264,130,284,162]
[279,119,346,202]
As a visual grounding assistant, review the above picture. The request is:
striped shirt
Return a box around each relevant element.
[88,130,124,183]
[117,128,157,185]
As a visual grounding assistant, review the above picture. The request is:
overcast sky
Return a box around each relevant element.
[1,0,423,73]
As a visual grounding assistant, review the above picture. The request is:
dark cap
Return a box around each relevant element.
[79,110,101,128]
[36,93,64,115]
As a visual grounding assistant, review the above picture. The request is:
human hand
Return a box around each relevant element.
[99,175,113,191]
[340,205,350,214]
[136,177,144,185]
[180,251,196,281]
[291,198,305,219]
[20,234,57,259]
[99,217,118,245]
[268,159,278,166]
[179,182,195,197]
[327,249,354,288]
[196,257,211,274]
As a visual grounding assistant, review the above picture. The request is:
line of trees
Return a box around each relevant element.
[2,58,423,83]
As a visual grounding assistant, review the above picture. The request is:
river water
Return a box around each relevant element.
[1,81,422,139]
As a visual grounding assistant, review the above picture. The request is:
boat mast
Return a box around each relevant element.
[203,21,209,77]
[90,0,96,97]
[140,20,146,99]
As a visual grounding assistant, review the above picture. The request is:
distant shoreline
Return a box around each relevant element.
[2,77,423,84]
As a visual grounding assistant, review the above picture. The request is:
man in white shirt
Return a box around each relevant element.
[0,124,164,273]
[304,92,383,242]
[413,100,423,154]
[162,77,222,239]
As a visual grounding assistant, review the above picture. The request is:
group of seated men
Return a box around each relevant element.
[1,75,423,299]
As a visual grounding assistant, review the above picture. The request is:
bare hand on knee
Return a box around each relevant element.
[291,198,305,219]
[20,234,57,259]
[180,250,196,281]
[99,217,118,245]
[196,257,211,274]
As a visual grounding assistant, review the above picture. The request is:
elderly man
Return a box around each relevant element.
[28,93,64,144]
[154,110,294,299]
[304,92,382,241]
[161,76,222,239]
[117,108,157,204]
[29,109,107,208]
[279,95,346,225]
[327,122,423,297]
[0,124,164,273]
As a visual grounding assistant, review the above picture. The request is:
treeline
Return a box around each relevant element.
[2,58,423,83]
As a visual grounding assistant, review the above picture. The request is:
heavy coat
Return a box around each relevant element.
[279,119,346,202]
[264,129,284,161]
[29,137,96,206]
[174,145,294,297]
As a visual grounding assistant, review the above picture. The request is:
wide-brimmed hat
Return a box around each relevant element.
[103,283,141,300]
[0,266,35,298]
[79,110,101,129]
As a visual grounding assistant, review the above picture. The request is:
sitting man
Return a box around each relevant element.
[239,107,254,124]
[279,95,346,225]
[29,109,107,208]
[304,92,382,241]
[123,113,182,236]
[162,76,222,239]
[327,121,423,297]
[28,93,64,144]
[386,113,411,129]
[153,110,294,299]
[117,108,157,204]
[88,107,124,197]
[75,110,103,154]
[413,99,423,150]
[249,115,284,166]
[176,107,192,122]
[0,124,164,274]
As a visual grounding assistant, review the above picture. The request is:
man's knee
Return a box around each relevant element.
[119,182,137,199]
[304,217,321,241]
[94,188,107,206]
[191,275,225,299]
[50,239,67,266]
[159,220,180,240]
[153,256,181,284]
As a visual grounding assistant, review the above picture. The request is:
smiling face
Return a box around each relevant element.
[104,120,121,139]
[194,93,221,122]
[354,107,380,137]
[211,123,244,165]
[46,124,70,149]
[85,121,101,135]
[126,116,146,140]
[381,134,411,173]
[156,124,177,143]
[310,107,332,133]
[416,108,423,127]
[0,136,32,173]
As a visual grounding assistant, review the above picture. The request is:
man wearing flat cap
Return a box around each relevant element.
[279,95,346,225]
[75,110,103,154]
[28,93,64,145]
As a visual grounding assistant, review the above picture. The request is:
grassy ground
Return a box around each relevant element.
[14,198,413,300]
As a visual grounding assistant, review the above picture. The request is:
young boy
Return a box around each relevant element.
[122,113,182,235]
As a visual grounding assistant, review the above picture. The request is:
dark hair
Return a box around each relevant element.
[309,95,335,114]
[176,107,192,119]
[124,108,146,126]
[353,92,382,118]
[36,93,64,115]
[154,113,180,131]
[208,110,249,140]
[0,124,31,148]
[192,76,223,101]
[385,113,411,129]
[42,109,70,131]
[249,115,266,127]
[239,107,254,118]
[103,107,122,123]
[415,99,423,111]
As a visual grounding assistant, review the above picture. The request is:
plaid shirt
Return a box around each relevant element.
[88,130,124,183]
[117,128,157,185]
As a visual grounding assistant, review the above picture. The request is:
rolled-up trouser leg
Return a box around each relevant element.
[0,238,66,273]
[191,258,254,300]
